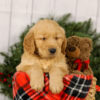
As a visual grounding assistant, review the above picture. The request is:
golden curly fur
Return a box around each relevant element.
[16,19,69,93]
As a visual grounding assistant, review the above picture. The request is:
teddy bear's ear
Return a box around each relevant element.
[83,38,93,51]
[23,28,35,55]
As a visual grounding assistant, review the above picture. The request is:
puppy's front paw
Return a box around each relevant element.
[50,79,64,93]
[30,77,44,91]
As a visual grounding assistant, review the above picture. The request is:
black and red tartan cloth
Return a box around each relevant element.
[12,71,93,100]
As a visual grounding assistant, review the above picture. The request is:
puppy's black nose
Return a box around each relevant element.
[49,48,56,54]
[68,46,76,52]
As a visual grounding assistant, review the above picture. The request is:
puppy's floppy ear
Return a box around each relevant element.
[23,28,35,55]
[60,27,67,54]
[62,37,67,54]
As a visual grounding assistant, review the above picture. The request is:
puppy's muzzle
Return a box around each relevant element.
[49,48,56,54]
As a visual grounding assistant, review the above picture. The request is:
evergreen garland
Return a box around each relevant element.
[0,14,100,100]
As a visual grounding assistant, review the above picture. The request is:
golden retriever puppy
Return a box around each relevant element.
[16,19,69,93]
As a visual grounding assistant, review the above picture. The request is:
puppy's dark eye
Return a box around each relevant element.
[42,37,46,40]
[55,37,58,40]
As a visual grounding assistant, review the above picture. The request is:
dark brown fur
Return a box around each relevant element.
[66,36,93,75]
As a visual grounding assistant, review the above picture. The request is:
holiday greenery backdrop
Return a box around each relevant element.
[0,14,100,100]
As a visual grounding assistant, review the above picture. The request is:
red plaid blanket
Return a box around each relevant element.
[12,72,93,100]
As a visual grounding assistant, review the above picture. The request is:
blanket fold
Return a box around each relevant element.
[12,72,93,100]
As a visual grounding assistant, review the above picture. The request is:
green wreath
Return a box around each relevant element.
[0,14,100,100]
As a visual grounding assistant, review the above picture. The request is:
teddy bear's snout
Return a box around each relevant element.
[49,48,56,54]
[68,46,76,52]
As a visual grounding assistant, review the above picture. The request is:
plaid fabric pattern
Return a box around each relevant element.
[12,72,93,100]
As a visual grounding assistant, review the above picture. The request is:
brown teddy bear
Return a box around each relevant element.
[66,36,97,100]
[66,36,93,75]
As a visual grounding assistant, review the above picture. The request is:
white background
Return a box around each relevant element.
[0,0,100,99]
